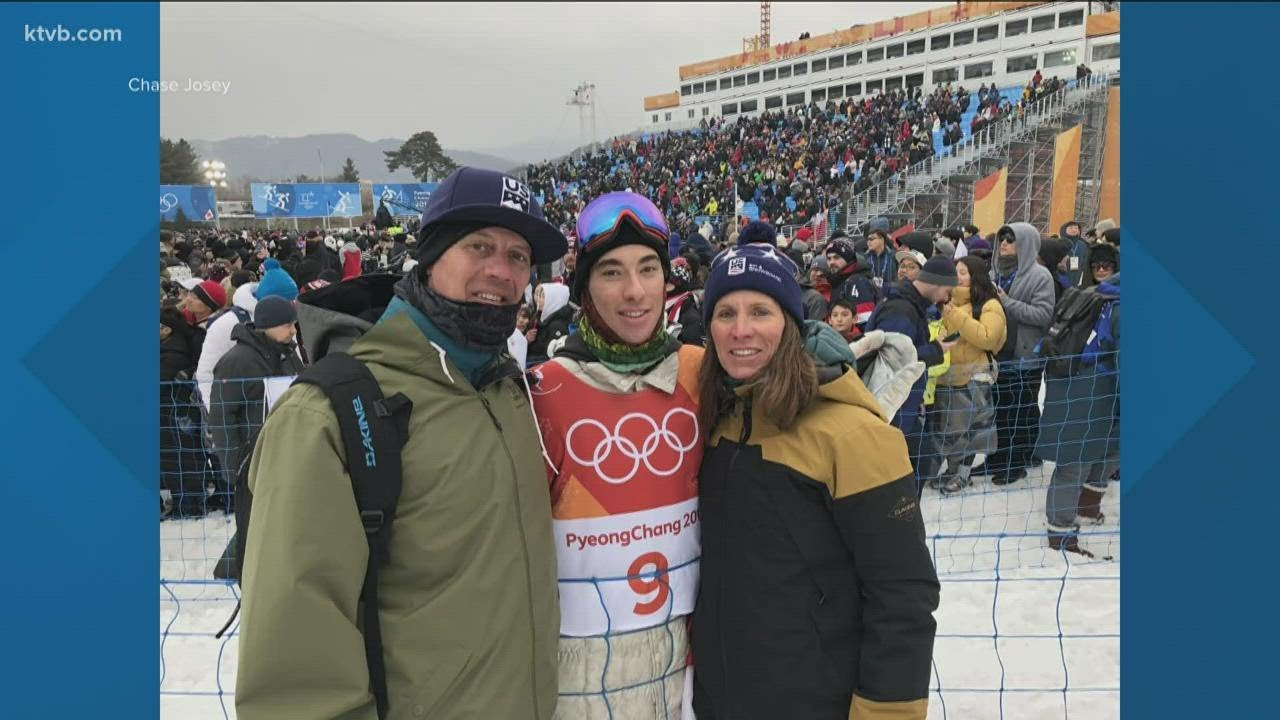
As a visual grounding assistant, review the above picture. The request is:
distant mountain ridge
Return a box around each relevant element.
[184,133,523,183]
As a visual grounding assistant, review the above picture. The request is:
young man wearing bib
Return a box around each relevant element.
[529,192,703,718]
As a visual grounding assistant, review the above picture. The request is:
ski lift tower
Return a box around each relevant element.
[567,82,597,149]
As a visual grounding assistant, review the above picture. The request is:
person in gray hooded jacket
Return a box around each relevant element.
[985,222,1055,485]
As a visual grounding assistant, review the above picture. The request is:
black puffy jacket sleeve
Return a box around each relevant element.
[831,421,940,719]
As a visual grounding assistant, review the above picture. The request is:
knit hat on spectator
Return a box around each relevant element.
[737,221,778,247]
[669,257,694,293]
[704,245,805,327]
[253,295,297,330]
[964,236,992,253]
[824,238,858,265]
[256,266,300,301]
[415,166,567,268]
[1093,218,1117,236]
[191,280,226,312]
[917,256,959,287]
[867,216,892,235]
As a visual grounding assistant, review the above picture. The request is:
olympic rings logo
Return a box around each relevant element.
[565,409,699,485]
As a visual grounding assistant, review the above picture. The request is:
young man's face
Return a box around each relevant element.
[827,305,855,334]
[181,294,214,321]
[999,234,1018,257]
[263,323,297,345]
[586,244,665,346]
[428,226,532,306]
[825,253,848,272]
[898,259,921,281]
[867,232,886,254]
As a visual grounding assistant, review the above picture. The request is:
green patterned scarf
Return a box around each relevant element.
[577,310,672,374]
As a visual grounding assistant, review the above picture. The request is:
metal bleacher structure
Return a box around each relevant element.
[845,70,1118,236]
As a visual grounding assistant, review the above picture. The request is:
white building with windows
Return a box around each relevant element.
[642,1,1119,129]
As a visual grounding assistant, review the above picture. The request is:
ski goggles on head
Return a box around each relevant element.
[575,192,669,253]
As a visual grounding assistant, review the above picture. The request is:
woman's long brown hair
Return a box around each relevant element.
[697,313,818,441]
[958,255,999,319]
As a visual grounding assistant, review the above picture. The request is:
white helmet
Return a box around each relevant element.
[324,235,338,251]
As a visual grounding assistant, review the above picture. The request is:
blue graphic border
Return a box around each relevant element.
[1125,4,1276,718]
[1,3,158,718]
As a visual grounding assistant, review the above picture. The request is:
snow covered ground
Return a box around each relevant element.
[160,462,1119,719]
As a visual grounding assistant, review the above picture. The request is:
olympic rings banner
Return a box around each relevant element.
[159,185,218,222]
[372,182,439,217]
[250,182,364,218]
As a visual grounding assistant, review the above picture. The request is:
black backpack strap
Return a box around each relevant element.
[294,352,412,720]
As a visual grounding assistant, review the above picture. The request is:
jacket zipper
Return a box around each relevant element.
[478,393,503,432]
[480,384,544,717]
[720,395,752,717]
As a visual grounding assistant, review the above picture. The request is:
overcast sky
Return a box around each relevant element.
[161,2,935,156]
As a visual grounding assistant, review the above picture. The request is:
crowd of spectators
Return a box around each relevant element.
[526,69,1086,245]
[969,72,1072,139]
[526,83,978,238]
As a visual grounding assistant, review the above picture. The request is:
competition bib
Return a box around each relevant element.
[554,499,700,636]
[532,356,702,636]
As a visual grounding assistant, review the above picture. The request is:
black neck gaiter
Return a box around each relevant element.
[393,269,521,354]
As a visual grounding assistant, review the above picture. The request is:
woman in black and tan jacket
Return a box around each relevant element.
[692,244,939,720]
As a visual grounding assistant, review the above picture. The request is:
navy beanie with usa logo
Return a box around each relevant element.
[703,245,804,326]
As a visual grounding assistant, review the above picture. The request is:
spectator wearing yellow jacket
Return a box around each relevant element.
[914,313,952,488]
[930,256,1007,493]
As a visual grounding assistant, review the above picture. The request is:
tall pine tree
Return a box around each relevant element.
[384,131,457,182]
[160,138,201,185]
[339,157,360,182]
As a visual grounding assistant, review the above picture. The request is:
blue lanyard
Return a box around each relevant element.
[870,251,890,280]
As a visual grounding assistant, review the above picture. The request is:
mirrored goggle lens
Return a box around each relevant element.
[577,193,668,250]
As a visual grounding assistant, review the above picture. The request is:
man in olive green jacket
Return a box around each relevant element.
[236,168,568,720]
